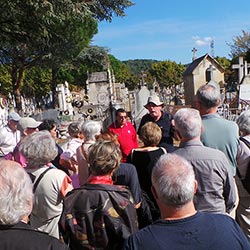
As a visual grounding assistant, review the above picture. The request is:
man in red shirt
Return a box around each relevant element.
[109,108,138,162]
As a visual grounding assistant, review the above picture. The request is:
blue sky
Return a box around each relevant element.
[92,0,250,64]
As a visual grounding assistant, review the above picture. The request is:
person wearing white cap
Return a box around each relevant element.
[0,112,21,157]
[138,95,174,152]
[18,117,42,137]
[4,117,42,167]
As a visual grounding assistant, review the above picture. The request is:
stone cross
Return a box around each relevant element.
[244,60,250,76]
[208,64,216,80]
[232,57,244,83]
[192,47,197,61]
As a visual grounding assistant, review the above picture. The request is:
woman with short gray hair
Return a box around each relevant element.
[76,120,102,186]
[20,130,58,167]
[19,130,73,239]
[0,160,33,225]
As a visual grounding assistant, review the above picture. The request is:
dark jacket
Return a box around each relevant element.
[0,221,69,250]
[59,183,138,250]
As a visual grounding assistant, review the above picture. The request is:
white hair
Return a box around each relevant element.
[19,130,58,167]
[174,108,202,139]
[196,84,221,108]
[0,160,33,224]
[152,154,195,207]
[236,110,250,135]
[81,120,102,141]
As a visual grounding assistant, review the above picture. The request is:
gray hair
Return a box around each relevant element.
[174,108,202,139]
[81,120,102,141]
[236,110,250,135]
[152,153,195,207]
[19,130,58,167]
[0,160,33,224]
[88,140,122,176]
[196,84,221,109]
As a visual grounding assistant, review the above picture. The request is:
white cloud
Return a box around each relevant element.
[192,36,213,46]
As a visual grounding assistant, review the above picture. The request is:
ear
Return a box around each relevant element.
[174,130,182,141]
[151,185,158,200]
[217,98,221,107]
[201,123,204,134]
[194,180,198,194]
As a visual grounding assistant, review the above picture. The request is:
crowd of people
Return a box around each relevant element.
[0,83,250,249]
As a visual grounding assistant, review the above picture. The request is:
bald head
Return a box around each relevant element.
[0,160,33,225]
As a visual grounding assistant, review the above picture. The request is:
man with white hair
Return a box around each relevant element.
[4,117,42,167]
[0,160,69,250]
[173,108,236,214]
[0,112,21,157]
[124,154,250,250]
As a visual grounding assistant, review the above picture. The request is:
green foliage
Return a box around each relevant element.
[89,0,134,21]
[214,56,236,87]
[75,46,109,71]
[109,55,131,84]
[0,0,134,110]
[149,60,185,88]
[0,65,12,96]
[22,66,52,98]
[228,30,250,63]
[215,56,231,69]
[123,59,159,75]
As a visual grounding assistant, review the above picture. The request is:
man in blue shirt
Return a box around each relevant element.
[124,153,250,250]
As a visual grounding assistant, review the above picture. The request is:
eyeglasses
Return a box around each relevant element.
[118,116,127,119]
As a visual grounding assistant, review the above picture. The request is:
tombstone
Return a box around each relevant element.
[207,64,221,91]
[232,57,244,84]
[133,86,150,128]
[32,109,61,125]
[231,56,250,84]
[56,82,74,115]
[0,97,8,128]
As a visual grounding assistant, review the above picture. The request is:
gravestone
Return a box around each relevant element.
[32,109,61,125]
[133,86,150,129]
[232,57,245,84]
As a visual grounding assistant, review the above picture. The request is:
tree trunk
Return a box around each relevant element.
[51,67,59,109]
[11,46,26,114]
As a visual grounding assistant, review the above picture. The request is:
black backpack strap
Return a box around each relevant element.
[239,137,250,148]
[33,167,52,192]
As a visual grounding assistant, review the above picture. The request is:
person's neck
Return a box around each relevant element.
[180,136,200,144]
[200,107,217,116]
[85,139,95,144]
[160,202,197,221]
[20,215,29,224]
[138,145,158,151]
[115,121,125,128]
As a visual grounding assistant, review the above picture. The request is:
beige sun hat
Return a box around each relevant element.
[144,95,164,107]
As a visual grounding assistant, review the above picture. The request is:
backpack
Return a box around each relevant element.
[237,137,250,194]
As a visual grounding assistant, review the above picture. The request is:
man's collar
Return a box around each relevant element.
[179,139,203,148]
[202,113,220,119]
